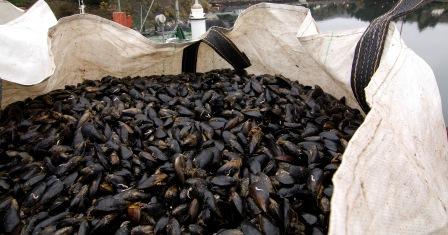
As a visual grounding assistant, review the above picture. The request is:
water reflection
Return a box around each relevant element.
[308,1,448,30]
[404,2,448,30]
[212,1,448,30]
[307,1,395,21]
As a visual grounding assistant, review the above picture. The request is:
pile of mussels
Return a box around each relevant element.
[0,69,363,235]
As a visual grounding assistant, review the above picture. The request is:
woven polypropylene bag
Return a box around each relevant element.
[2,3,447,234]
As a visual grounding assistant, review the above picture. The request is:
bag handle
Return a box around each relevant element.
[0,78,2,116]
[351,0,431,113]
[182,27,251,73]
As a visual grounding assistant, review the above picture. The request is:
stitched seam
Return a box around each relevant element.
[323,32,334,65]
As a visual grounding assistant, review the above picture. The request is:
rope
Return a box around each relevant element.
[323,32,334,65]
[140,0,156,32]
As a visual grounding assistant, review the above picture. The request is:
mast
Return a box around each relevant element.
[175,0,180,25]
[140,3,143,30]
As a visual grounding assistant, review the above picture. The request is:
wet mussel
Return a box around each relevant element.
[0,69,363,235]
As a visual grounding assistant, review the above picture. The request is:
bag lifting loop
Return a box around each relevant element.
[182,27,251,74]
[0,78,3,118]
[351,0,432,113]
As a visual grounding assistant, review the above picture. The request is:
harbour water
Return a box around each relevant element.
[211,1,448,122]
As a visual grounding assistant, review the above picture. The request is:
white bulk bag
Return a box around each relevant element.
[2,3,447,234]
[0,0,57,85]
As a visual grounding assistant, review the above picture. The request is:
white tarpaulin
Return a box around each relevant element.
[1,3,448,234]
[0,0,56,85]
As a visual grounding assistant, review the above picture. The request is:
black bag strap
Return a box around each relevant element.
[182,27,251,73]
[351,0,432,113]
[0,78,2,118]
